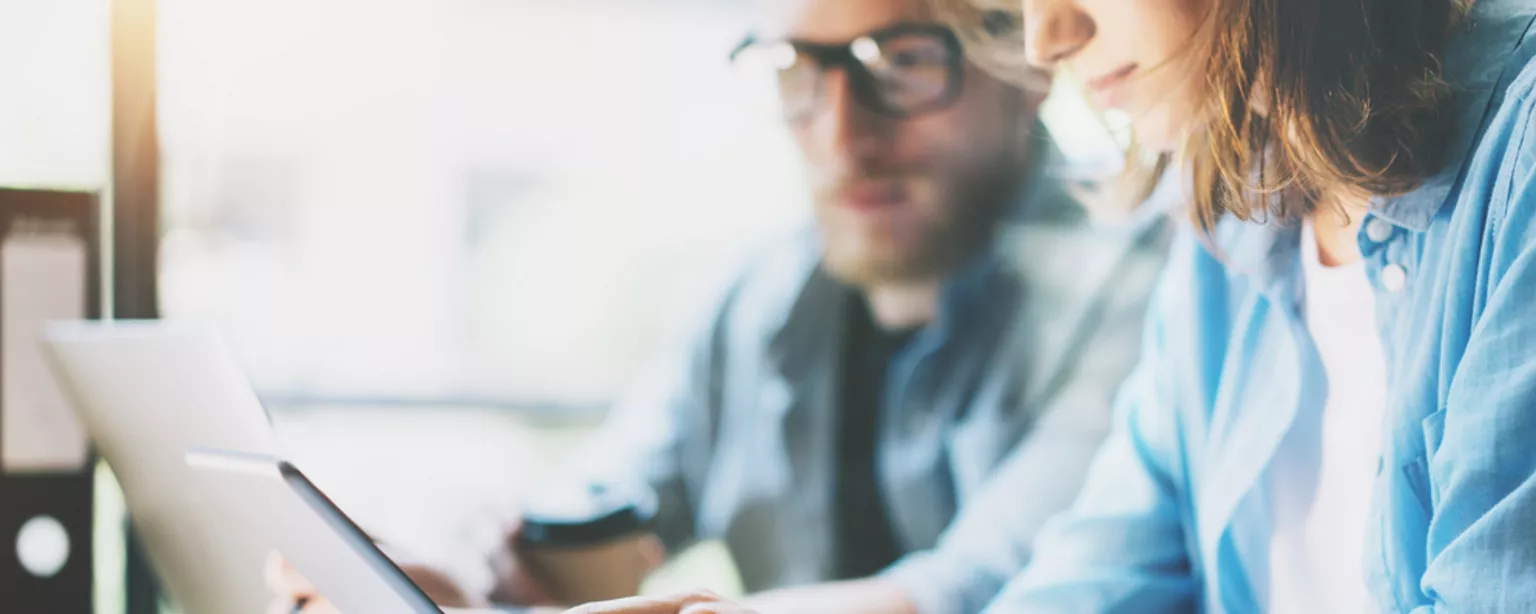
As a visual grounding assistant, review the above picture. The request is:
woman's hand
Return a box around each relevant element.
[564,590,759,614]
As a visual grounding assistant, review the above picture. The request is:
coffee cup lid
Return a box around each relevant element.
[518,482,657,548]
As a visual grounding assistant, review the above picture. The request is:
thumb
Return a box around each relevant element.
[265,551,318,598]
[637,535,667,574]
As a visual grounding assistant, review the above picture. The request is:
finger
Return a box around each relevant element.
[504,567,558,606]
[502,514,526,540]
[680,604,752,614]
[402,565,474,608]
[264,551,317,597]
[298,598,344,614]
[263,597,334,614]
[565,596,680,614]
[502,539,557,605]
[263,551,290,590]
[564,591,725,614]
[637,535,667,574]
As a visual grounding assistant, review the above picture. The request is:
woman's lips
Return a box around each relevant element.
[1085,63,1138,109]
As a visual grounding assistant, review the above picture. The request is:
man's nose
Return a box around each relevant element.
[809,69,889,161]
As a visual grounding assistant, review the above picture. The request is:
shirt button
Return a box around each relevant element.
[1365,218,1395,243]
[1381,264,1408,293]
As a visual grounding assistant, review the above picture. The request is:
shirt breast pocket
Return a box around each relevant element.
[1404,407,1449,515]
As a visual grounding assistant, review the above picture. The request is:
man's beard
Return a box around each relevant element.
[814,171,1014,287]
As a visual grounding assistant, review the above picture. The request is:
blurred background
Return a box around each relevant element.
[0,0,1113,612]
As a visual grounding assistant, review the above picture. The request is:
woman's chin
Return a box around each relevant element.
[1131,110,1186,154]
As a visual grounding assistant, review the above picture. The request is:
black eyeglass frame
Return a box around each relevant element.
[728,22,967,121]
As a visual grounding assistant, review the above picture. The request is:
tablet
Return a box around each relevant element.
[185,447,446,614]
[42,320,280,613]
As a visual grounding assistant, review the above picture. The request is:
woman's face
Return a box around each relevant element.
[1021,0,1214,151]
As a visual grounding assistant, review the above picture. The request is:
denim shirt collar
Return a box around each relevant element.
[916,253,1008,353]
[1375,0,1536,231]
[1225,0,1536,291]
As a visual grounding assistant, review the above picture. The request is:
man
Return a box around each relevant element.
[274,0,1170,612]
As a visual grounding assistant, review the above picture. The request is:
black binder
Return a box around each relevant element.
[0,188,100,613]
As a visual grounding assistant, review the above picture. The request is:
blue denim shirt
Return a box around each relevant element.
[981,2,1536,613]
[578,141,1172,601]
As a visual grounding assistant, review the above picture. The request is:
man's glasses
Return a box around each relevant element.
[729,23,965,122]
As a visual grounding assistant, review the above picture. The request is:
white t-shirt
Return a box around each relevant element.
[1265,221,1387,613]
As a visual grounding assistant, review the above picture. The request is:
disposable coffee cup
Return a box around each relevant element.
[517,482,658,604]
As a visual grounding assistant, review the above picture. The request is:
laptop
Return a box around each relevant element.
[184,448,446,614]
[42,320,279,614]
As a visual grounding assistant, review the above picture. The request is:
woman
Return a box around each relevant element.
[571,0,1536,611]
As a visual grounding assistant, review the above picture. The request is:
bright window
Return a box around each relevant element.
[157,0,810,410]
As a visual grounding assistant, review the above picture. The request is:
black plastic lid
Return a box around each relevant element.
[517,482,658,548]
